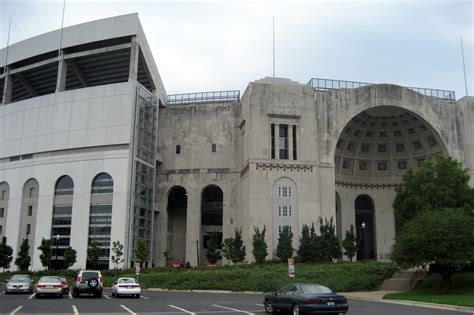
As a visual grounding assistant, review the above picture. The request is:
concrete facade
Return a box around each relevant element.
[1,15,473,270]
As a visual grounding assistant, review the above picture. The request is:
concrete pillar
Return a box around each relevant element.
[129,36,139,81]
[56,52,67,92]
[185,188,200,266]
[274,124,279,159]
[2,69,12,105]
[288,124,293,160]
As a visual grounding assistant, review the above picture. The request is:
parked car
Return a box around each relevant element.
[35,276,63,298]
[111,277,141,298]
[57,277,70,295]
[72,270,103,298]
[263,283,349,315]
[5,274,33,294]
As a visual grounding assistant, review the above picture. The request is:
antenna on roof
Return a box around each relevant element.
[273,16,275,77]
[460,36,469,96]
[58,0,66,60]
[3,18,12,78]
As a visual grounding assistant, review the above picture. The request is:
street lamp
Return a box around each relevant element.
[361,222,366,260]
[55,234,60,270]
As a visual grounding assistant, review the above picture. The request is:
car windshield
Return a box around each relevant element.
[300,284,333,294]
[10,276,30,282]
[119,278,137,284]
[39,277,61,283]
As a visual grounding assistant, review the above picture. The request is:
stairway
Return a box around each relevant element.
[380,269,427,291]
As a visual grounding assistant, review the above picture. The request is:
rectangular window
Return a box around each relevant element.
[283,206,288,216]
[279,226,281,234]
[0,208,3,217]
[29,187,35,198]
[282,187,288,197]
[278,187,281,197]
[279,125,288,159]
[1,191,5,200]
[271,124,275,159]
[0,225,2,235]
[289,206,292,216]
[26,224,31,235]
[212,143,217,153]
[28,206,32,216]
[289,187,292,197]
[278,206,281,216]
[292,125,297,160]
[176,145,181,154]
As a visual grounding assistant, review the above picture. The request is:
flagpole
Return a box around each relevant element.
[58,0,66,60]
[272,16,275,77]
[460,36,469,96]
[3,18,12,78]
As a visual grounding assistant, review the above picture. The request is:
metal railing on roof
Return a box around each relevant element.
[307,78,456,102]
[167,90,240,105]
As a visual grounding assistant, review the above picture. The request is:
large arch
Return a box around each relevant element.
[0,181,10,238]
[51,175,74,269]
[200,185,223,264]
[88,172,114,269]
[167,186,188,262]
[19,178,39,259]
[334,105,449,261]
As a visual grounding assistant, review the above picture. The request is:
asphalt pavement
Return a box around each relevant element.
[0,287,472,315]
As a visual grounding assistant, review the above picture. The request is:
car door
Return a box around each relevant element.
[280,285,298,310]
[271,285,289,309]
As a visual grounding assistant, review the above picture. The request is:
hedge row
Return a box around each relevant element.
[0,261,396,292]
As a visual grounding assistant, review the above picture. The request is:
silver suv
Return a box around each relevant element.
[72,270,103,298]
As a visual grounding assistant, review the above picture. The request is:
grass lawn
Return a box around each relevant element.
[383,272,474,308]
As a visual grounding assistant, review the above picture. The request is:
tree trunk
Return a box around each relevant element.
[440,271,453,294]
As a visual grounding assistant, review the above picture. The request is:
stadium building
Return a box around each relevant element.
[1,14,473,270]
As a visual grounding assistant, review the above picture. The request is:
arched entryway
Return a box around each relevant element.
[201,185,223,264]
[355,195,375,260]
[167,186,188,262]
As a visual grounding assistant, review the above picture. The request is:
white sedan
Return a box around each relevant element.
[111,277,141,298]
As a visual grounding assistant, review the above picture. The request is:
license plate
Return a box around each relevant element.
[47,285,52,289]
[127,286,133,289]
[327,302,335,306]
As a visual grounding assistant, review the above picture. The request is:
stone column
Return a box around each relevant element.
[56,52,67,92]
[2,69,12,105]
[274,124,280,159]
[129,36,139,81]
[288,124,293,160]
[185,187,200,266]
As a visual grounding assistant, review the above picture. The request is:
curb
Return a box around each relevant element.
[147,288,263,295]
[343,293,474,314]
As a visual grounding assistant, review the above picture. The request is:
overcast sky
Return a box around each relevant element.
[1,0,472,99]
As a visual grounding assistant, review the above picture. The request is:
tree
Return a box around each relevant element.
[222,238,235,262]
[252,226,268,264]
[134,239,150,264]
[391,209,474,293]
[298,223,317,262]
[276,226,293,262]
[163,247,172,266]
[111,241,124,269]
[87,241,102,269]
[221,228,246,264]
[37,238,52,270]
[393,155,474,233]
[342,225,357,262]
[0,236,13,271]
[205,232,221,264]
[318,217,341,261]
[15,238,31,271]
[63,247,77,269]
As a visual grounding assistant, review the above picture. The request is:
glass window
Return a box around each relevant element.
[29,187,35,198]
[176,145,181,154]
[212,143,217,153]
[271,124,275,159]
[282,187,288,197]
[0,208,3,217]
[279,125,288,159]
[26,224,31,235]
[283,206,288,216]
[292,125,297,160]
[28,206,32,216]
[55,176,74,195]
[91,173,113,194]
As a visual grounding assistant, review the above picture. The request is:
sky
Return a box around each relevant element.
[1,0,473,99]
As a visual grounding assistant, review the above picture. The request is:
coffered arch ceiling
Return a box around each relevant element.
[335,106,447,182]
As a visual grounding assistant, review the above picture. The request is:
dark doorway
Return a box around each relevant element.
[167,186,188,262]
[201,186,223,264]
[355,195,375,260]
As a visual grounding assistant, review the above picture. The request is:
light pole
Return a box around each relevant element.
[55,234,60,270]
[361,222,366,260]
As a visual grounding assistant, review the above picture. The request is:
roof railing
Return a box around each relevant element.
[167,90,240,105]
[307,78,456,102]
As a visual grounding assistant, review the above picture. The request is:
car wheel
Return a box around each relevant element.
[88,278,99,289]
[35,294,40,299]
[264,300,275,313]
[292,303,300,315]
[111,291,115,297]
[73,290,79,298]
[116,293,120,298]
[136,294,140,298]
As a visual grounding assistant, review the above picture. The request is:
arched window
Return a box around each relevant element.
[91,173,114,194]
[272,178,298,257]
[55,176,74,195]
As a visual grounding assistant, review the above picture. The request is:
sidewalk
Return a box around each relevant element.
[342,291,474,314]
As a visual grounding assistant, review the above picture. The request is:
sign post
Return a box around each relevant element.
[288,257,295,278]
[135,260,141,283]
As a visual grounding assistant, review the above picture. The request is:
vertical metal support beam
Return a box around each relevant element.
[56,51,67,92]
[129,36,139,82]
[288,124,293,161]
[274,124,280,159]
[2,69,12,105]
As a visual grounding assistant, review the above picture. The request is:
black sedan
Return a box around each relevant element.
[263,283,349,315]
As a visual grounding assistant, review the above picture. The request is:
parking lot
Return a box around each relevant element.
[0,287,471,315]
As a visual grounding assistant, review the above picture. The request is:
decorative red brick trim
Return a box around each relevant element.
[255,163,313,172]
[336,180,400,190]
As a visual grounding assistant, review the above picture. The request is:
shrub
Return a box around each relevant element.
[276,226,293,262]
[252,226,268,263]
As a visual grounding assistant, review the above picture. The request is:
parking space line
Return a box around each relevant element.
[213,304,255,314]
[121,304,137,315]
[9,306,23,315]
[1,290,5,294]
[140,295,149,299]
[72,305,79,315]
[104,294,111,300]
[169,304,196,315]
[254,304,261,306]
[28,293,35,299]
